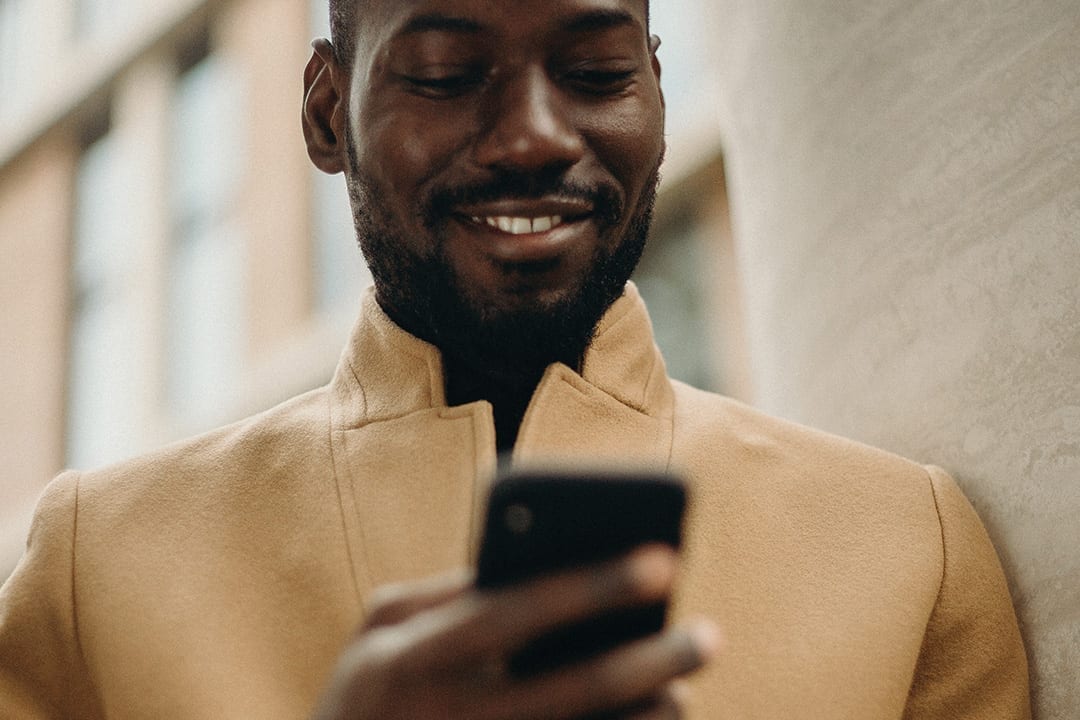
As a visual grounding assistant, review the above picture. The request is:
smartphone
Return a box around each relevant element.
[475,466,687,676]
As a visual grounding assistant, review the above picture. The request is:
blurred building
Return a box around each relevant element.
[4,2,1075,715]
[0,0,743,578]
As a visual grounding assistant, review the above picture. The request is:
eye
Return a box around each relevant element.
[400,69,485,99]
[562,65,637,96]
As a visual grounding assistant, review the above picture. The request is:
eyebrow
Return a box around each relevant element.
[559,8,640,35]
[396,13,483,37]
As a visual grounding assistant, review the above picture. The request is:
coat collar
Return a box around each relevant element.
[330,281,675,439]
[515,282,676,466]
[326,283,676,598]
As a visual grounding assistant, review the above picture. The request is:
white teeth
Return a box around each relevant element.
[475,215,565,234]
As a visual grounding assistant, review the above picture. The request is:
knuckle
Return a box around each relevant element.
[476,582,551,638]
[364,583,409,624]
[580,655,627,699]
[673,633,703,672]
[353,625,411,671]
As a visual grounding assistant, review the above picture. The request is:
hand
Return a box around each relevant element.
[312,545,719,720]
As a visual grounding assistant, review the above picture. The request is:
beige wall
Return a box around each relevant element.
[709,2,1079,717]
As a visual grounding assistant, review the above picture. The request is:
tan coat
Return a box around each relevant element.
[0,285,1029,719]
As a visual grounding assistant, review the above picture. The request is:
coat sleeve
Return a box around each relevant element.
[903,466,1031,719]
[0,472,104,720]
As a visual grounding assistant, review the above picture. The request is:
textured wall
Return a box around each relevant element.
[707,2,1080,717]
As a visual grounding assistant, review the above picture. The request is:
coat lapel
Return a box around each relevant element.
[515,283,675,468]
[327,291,498,604]
[514,364,672,466]
[327,284,675,608]
[335,405,496,603]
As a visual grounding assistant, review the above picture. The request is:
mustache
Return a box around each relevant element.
[423,169,624,230]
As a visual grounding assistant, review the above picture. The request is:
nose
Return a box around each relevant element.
[473,66,586,173]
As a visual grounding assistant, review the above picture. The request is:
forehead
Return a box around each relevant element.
[355,0,649,56]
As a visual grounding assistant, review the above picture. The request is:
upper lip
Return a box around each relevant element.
[452,197,594,221]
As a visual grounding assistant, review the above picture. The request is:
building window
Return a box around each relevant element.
[166,43,247,431]
[633,212,720,393]
[67,120,143,469]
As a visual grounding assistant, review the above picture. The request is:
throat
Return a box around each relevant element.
[442,354,553,453]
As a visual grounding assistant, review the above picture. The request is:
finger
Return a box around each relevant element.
[618,680,689,720]
[497,620,719,720]
[363,569,474,630]
[417,544,678,664]
[568,685,685,720]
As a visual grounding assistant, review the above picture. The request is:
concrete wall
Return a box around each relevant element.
[707,2,1079,717]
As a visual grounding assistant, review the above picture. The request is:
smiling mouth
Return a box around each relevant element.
[467,215,565,235]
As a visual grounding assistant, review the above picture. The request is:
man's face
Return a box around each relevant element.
[343,0,664,368]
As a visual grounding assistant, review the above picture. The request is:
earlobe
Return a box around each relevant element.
[303,38,347,174]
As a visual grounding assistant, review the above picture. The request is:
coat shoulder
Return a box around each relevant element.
[667,384,1029,718]
[669,380,928,486]
[73,385,336,532]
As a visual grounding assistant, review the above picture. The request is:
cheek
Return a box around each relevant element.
[354,100,468,219]
[356,115,429,202]
[578,98,664,198]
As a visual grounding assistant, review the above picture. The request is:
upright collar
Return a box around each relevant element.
[329,281,675,440]
[326,282,677,597]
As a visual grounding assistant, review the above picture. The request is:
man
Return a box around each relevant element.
[0,1,1030,718]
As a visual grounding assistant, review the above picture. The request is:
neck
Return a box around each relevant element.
[442,351,555,452]
[374,292,589,450]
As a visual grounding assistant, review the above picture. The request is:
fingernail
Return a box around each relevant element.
[669,679,692,704]
[629,546,677,597]
[690,619,722,660]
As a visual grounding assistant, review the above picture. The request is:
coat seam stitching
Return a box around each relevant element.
[901,465,948,713]
[327,392,364,601]
[926,466,948,610]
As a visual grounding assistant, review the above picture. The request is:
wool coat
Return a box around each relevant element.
[0,284,1029,719]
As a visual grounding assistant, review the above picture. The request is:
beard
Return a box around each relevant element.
[344,134,660,375]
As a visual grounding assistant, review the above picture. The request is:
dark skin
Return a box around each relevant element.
[310,548,717,719]
[306,0,664,450]
[303,1,719,716]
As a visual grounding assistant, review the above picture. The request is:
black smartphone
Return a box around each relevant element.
[475,466,687,676]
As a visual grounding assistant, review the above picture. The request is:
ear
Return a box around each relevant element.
[303,38,348,174]
[648,34,665,111]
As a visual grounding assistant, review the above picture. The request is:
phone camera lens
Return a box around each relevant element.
[504,504,533,534]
